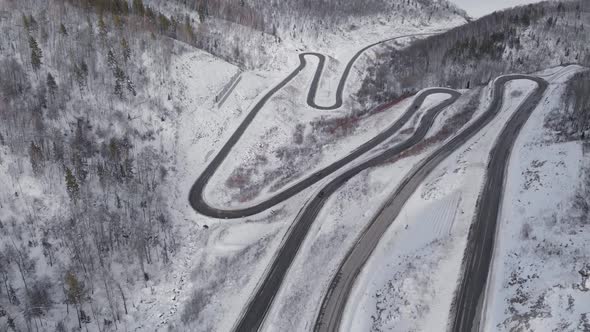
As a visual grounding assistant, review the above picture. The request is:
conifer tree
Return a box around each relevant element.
[133,0,145,16]
[73,61,88,93]
[107,49,118,70]
[47,73,58,98]
[29,142,44,175]
[65,167,79,200]
[29,36,42,72]
[59,23,68,36]
[98,15,108,42]
[28,14,38,31]
[158,13,170,33]
[22,14,30,32]
[65,272,87,328]
[114,66,125,99]
[121,38,131,62]
[126,77,136,96]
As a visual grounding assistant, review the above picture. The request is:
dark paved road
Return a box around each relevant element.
[232,88,459,332]
[450,76,548,332]
[313,75,548,332]
[189,33,442,219]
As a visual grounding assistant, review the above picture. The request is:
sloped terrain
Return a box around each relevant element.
[1,0,590,331]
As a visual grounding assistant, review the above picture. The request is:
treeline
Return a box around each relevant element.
[174,0,464,33]
[545,70,590,140]
[65,0,198,43]
[357,0,590,105]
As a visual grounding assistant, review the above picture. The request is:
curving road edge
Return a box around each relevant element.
[450,77,548,332]
[313,75,548,332]
[232,89,460,332]
[188,33,442,219]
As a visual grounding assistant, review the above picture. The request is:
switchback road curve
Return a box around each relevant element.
[314,75,548,332]
[189,33,442,219]
[451,76,548,332]
[232,88,459,332]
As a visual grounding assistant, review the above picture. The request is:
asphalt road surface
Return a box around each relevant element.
[189,33,442,219]
[313,75,548,332]
[450,76,548,332]
[232,88,459,332]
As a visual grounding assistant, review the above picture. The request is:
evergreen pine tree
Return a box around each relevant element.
[158,13,170,33]
[28,14,38,31]
[184,16,195,41]
[29,142,44,175]
[121,38,131,62]
[65,168,79,200]
[22,14,30,32]
[59,23,68,36]
[114,66,125,99]
[126,77,136,96]
[98,15,108,41]
[107,49,118,70]
[114,15,124,30]
[198,2,206,23]
[47,73,58,98]
[65,272,87,328]
[133,0,145,16]
[29,36,42,72]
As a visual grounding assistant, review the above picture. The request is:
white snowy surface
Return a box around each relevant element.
[259,79,499,332]
[134,14,468,332]
[196,17,468,208]
[483,66,590,332]
[338,78,540,332]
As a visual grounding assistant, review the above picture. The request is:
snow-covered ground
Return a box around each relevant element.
[483,66,590,332]
[202,23,467,208]
[335,77,541,331]
[259,81,483,331]
[97,12,469,332]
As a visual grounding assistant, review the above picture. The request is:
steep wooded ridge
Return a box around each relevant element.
[160,0,466,33]
[143,0,467,68]
[358,0,590,105]
[0,0,588,331]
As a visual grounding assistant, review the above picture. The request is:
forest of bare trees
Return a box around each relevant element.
[167,0,465,34]
[357,0,590,106]
[0,0,181,330]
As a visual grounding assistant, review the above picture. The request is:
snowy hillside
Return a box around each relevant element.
[1,0,590,331]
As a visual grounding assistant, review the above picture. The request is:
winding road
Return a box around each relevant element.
[451,76,548,332]
[232,88,459,332]
[314,75,548,332]
[189,32,442,219]
[189,31,550,332]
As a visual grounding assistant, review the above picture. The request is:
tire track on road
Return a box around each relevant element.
[314,75,548,332]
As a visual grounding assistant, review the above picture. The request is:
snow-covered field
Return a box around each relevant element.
[4,0,588,330]
[484,66,590,332]
[128,14,468,331]
[338,78,538,332]
[202,27,467,208]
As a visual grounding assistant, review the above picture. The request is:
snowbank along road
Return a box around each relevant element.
[313,75,548,332]
[188,31,549,332]
[188,32,442,219]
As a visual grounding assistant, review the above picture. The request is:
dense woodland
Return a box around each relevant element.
[0,0,184,330]
[0,0,588,330]
[163,0,466,33]
[143,0,467,68]
[358,0,590,108]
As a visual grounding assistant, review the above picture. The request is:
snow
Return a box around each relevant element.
[128,11,469,332]
[259,82,499,331]
[450,0,544,18]
[483,66,590,331]
[338,78,540,332]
